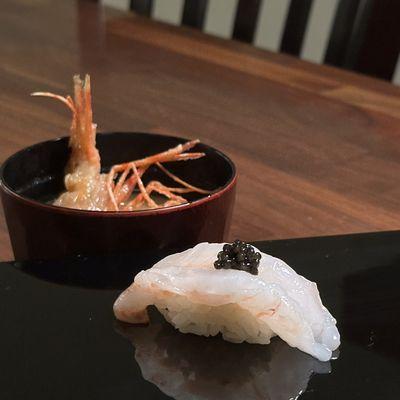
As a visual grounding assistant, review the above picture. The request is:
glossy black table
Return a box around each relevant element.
[0,231,399,399]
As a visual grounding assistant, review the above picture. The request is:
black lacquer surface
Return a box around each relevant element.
[0,231,399,399]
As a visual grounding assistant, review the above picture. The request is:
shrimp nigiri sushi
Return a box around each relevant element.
[113,241,340,361]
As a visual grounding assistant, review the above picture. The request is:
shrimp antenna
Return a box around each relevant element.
[31,92,76,113]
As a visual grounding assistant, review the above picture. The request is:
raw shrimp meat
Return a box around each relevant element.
[113,242,340,362]
[32,75,210,211]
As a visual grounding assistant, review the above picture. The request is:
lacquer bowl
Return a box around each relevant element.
[0,132,236,261]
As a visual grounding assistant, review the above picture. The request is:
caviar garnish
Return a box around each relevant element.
[214,240,261,275]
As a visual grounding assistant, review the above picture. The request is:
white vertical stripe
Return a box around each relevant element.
[301,0,340,63]
[101,0,130,11]
[254,0,291,51]
[393,54,400,86]
[204,0,238,39]
[152,0,184,25]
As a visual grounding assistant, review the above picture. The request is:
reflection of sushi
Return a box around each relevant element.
[114,242,340,361]
[117,322,332,400]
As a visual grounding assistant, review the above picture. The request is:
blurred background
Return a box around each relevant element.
[0,0,399,260]
[103,0,400,83]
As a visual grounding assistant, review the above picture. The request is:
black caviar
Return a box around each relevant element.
[214,240,261,275]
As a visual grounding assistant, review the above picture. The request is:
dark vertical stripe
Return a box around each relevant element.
[280,0,313,56]
[341,0,374,70]
[182,0,208,29]
[325,0,363,67]
[130,0,153,16]
[355,0,400,80]
[232,0,262,43]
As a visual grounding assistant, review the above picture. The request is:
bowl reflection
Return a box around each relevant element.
[116,321,331,400]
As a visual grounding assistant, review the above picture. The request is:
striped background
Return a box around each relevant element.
[102,0,400,85]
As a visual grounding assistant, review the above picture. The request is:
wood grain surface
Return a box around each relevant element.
[0,0,399,261]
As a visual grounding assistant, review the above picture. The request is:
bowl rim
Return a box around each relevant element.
[0,132,237,217]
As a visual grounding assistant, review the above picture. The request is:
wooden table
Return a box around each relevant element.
[1,0,400,261]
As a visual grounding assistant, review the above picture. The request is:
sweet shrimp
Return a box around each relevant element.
[32,75,210,211]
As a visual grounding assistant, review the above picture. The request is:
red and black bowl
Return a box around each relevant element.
[0,132,236,261]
